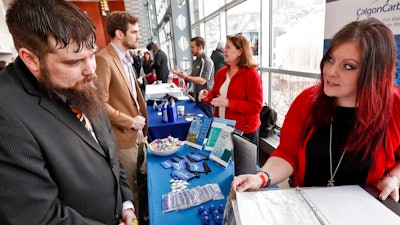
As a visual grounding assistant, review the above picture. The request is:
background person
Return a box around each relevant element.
[171,36,215,117]
[151,43,169,83]
[0,60,8,71]
[210,41,226,75]
[0,0,135,224]
[231,17,400,202]
[95,11,149,225]
[143,51,156,84]
[137,50,143,59]
[131,49,143,76]
[129,49,146,97]
[198,34,263,145]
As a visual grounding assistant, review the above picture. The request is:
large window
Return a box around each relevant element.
[271,0,325,71]
[226,0,261,62]
[268,0,325,126]
[202,0,224,18]
[204,15,221,56]
[188,0,325,126]
[226,0,260,36]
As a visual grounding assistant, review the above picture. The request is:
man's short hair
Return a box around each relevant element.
[6,0,96,59]
[106,11,139,38]
[190,36,205,49]
[146,42,154,51]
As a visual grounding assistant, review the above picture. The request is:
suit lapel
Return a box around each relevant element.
[106,45,138,101]
[39,98,107,157]
[91,111,112,157]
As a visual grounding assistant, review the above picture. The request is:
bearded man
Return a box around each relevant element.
[0,0,135,224]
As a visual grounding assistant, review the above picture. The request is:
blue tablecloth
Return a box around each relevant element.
[147,100,205,142]
[147,145,234,225]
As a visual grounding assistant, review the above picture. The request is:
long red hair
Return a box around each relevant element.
[309,17,397,162]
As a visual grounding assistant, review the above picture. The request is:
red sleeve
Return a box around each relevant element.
[271,86,316,173]
[228,68,263,115]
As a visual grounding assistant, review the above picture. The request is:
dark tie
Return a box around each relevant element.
[71,108,97,141]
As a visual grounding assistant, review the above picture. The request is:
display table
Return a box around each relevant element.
[146,100,205,142]
[145,83,184,101]
[147,145,234,225]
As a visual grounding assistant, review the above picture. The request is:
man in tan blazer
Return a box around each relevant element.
[95,11,149,224]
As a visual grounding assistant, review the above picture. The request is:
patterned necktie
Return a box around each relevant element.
[122,52,141,112]
[71,108,97,141]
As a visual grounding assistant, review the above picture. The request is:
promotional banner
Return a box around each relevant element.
[325,0,400,85]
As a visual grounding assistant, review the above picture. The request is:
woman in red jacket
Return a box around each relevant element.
[198,34,263,145]
[232,17,400,202]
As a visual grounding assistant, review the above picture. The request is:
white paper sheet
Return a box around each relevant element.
[303,185,400,225]
[235,186,400,225]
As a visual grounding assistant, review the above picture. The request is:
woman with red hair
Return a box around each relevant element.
[232,17,400,201]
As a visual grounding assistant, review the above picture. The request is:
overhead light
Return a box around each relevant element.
[99,0,110,17]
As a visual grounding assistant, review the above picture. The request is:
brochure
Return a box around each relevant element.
[204,118,236,151]
[185,115,212,149]
[209,125,235,167]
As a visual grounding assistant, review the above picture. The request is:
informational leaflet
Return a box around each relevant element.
[185,115,212,149]
[204,118,236,151]
[208,125,235,167]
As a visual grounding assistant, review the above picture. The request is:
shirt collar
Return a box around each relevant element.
[110,42,128,61]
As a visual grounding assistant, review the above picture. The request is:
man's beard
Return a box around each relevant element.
[122,39,137,50]
[38,65,103,122]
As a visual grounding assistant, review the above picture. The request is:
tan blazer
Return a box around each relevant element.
[96,44,148,149]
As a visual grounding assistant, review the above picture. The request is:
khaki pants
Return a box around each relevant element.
[119,130,148,223]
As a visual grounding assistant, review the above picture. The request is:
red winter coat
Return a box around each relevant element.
[201,66,263,134]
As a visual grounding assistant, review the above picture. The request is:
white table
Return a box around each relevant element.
[145,83,185,100]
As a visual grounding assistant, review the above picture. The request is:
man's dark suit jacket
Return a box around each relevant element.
[0,58,133,225]
[151,49,169,83]
[210,49,226,75]
[132,54,142,76]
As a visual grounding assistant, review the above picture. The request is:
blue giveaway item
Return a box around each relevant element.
[161,100,169,123]
[171,168,198,180]
[172,159,188,171]
[160,159,173,169]
[167,98,178,122]
[185,161,207,173]
[188,152,209,161]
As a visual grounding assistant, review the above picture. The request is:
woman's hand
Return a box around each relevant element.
[210,95,229,107]
[198,89,209,101]
[231,174,263,194]
[376,174,400,201]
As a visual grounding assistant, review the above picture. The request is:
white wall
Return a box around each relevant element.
[0,0,17,62]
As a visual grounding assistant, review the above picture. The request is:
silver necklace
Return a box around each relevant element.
[327,120,346,187]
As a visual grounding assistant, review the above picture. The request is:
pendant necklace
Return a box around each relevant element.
[327,119,346,187]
